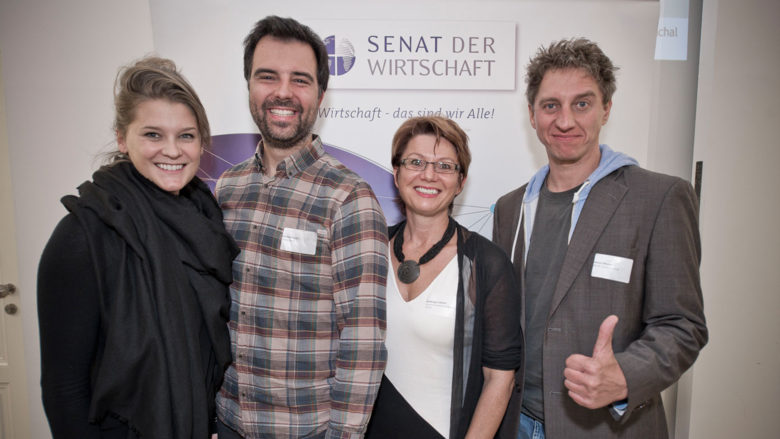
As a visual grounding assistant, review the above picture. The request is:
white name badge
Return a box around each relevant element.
[280,228,318,255]
[591,253,633,284]
[425,296,456,317]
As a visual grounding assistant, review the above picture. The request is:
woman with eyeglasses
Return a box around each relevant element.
[366,116,524,439]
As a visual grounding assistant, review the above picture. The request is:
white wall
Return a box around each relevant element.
[647,0,702,181]
[0,1,154,436]
[686,0,780,437]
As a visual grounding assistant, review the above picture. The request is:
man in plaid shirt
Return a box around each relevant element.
[215,16,389,439]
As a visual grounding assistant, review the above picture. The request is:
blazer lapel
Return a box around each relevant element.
[548,175,628,318]
[506,190,527,333]
[515,216,527,334]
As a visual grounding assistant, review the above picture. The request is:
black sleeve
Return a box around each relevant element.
[478,241,524,371]
[38,214,102,439]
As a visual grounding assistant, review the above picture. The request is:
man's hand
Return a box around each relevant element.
[563,315,628,409]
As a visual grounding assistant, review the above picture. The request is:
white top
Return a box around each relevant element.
[385,253,459,438]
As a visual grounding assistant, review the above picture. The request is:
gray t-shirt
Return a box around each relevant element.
[522,181,580,421]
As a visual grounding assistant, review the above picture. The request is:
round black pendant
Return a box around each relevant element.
[397,260,421,284]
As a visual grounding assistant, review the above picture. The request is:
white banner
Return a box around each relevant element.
[149,0,660,237]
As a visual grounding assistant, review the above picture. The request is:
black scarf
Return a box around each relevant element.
[62,161,238,438]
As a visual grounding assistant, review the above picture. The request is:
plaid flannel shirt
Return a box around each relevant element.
[215,137,388,438]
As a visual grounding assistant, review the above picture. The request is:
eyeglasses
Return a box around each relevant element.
[399,157,461,174]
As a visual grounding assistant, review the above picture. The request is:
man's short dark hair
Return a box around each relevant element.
[525,38,618,107]
[243,15,330,96]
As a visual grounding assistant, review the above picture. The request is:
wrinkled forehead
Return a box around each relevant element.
[535,68,602,102]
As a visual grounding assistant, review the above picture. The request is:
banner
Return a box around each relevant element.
[150,0,660,236]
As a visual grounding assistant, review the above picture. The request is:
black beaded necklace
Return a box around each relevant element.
[393,217,456,284]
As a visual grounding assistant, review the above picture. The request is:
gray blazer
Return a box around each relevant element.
[492,165,708,438]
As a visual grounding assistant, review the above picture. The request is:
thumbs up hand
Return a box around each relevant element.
[563,315,628,409]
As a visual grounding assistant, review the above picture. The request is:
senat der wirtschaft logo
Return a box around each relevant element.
[324,35,356,76]
[314,20,515,90]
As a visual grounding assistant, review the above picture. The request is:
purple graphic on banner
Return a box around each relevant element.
[324,35,356,76]
[198,133,402,225]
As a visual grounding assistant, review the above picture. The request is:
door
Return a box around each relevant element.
[0,52,31,439]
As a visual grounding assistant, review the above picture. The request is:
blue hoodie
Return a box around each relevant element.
[511,144,638,264]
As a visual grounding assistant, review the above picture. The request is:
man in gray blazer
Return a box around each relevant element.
[492,38,708,438]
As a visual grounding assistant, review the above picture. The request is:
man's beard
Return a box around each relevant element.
[251,98,316,150]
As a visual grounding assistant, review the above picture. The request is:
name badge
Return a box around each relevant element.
[280,227,318,255]
[425,297,456,317]
[591,253,633,284]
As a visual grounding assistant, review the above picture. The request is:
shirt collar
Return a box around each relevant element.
[253,135,324,178]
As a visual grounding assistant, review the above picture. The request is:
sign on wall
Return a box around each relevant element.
[315,20,515,90]
[150,0,660,237]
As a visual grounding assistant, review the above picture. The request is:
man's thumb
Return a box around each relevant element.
[593,315,618,357]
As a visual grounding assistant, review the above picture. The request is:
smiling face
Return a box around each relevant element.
[117,99,202,195]
[530,68,612,170]
[394,134,465,219]
[248,36,323,151]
